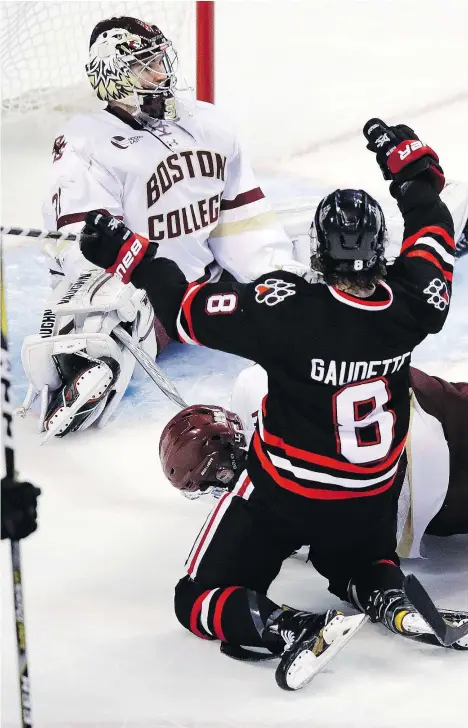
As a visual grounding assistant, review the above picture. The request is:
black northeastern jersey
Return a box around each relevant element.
[138,180,455,505]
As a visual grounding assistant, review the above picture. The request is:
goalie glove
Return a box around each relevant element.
[363,118,445,193]
[80,211,155,284]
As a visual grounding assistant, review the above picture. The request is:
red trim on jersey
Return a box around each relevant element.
[220,187,265,210]
[330,282,393,308]
[400,225,455,254]
[405,250,453,281]
[332,376,396,459]
[356,397,382,453]
[213,587,240,641]
[374,559,398,567]
[186,474,251,576]
[56,210,123,230]
[190,590,212,639]
[253,432,397,499]
[187,491,230,575]
[261,424,405,474]
[180,282,207,346]
[236,474,252,497]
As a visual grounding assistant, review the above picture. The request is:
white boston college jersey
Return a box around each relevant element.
[42,99,294,283]
[231,363,450,559]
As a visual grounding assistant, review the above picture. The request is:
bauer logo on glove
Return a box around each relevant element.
[107,236,146,283]
[80,210,151,284]
[363,118,445,193]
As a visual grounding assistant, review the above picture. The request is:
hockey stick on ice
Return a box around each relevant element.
[113,324,188,409]
[1,260,33,728]
[404,575,468,647]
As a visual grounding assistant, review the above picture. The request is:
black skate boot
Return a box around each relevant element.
[269,608,367,691]
[44,353,120,440]
[363,588,468,650]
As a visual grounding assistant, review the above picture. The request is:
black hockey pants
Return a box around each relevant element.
[174,472,405,647]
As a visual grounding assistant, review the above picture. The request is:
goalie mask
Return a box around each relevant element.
[310,189,387,276]
[86,16,178,120]
[159,405,247,499]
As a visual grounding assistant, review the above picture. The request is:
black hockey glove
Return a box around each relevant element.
[363,118,445,193]
[80,211,156,284]
[1,477,41,541]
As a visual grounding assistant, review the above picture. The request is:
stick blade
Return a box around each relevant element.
[404,574,468,647]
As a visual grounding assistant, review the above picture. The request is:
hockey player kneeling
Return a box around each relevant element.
[80,119,467,689]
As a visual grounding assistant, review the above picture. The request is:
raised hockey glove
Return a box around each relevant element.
[363,118,445,193]
[80,211,155,284]
[1,477,41,541]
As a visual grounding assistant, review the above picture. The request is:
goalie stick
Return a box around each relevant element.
[2,223,467,258]
[404,574,468,647]
[113,324,188,409]
[1,260,33,728]
[1,225,77,242]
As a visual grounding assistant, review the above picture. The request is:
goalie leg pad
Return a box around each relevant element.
[44,353,120,439]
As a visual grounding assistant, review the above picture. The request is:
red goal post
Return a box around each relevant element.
[196,1,214,104]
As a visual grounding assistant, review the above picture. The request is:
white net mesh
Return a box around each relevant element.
[1,1,196,117]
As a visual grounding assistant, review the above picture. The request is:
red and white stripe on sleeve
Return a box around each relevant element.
[176,282,207,345]
[400,225,455,283]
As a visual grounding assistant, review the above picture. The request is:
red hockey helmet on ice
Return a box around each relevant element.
[159,404,247,497]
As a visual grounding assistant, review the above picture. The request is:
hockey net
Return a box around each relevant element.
[1,1,200,118]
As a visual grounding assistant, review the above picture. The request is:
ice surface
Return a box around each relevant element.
[2,1,468,725]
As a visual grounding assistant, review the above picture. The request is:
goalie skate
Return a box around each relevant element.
[43,355,119,442]
[275,611,367,691]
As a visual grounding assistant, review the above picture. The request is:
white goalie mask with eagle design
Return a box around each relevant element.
[86,16,179,120]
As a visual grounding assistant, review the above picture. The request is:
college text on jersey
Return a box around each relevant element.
[146,150,227,241]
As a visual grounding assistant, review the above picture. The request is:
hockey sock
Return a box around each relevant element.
[347,559,405,614]
[174,575,284,650]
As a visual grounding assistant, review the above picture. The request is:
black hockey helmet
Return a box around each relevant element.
[86,16,178,120]
[311,189,387,275]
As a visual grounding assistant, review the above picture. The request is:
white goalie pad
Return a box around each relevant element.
[20,275,157,435]
[51,269,148,322]
[21,331,124,394]
[20,330,137,435]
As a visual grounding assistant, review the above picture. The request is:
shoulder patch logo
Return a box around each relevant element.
[52,135,67,163]
[423,278,450,310]
[254,278,296,306]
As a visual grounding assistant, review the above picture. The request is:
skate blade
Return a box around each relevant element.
[280,614,367,691]
[42,364,113,443]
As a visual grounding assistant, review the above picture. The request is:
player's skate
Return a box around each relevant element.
[271,609,367,691]
[43,353,120,441]
[365,588,468,649]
